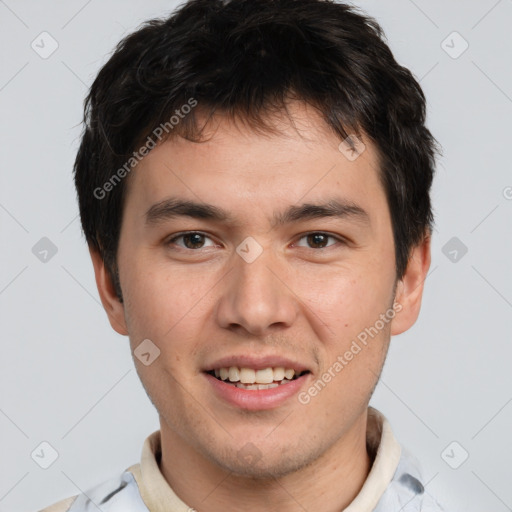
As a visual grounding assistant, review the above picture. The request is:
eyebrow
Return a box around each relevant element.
[144,197,370,228]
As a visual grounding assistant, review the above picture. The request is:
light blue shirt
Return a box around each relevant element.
[40,407,448,512]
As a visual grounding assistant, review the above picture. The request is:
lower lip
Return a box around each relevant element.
[204,372,310,410]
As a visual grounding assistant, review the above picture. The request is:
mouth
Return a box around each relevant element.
[203,356,313,409]
[205,367,311,390]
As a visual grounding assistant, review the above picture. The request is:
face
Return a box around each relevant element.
[92,101,430,478]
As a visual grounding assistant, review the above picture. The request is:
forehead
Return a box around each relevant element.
[122,102,386,224]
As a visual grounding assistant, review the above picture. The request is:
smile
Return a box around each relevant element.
[204,367,311,410]
[207,366,309,390]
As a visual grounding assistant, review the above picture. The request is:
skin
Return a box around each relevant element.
[90,101,431,512]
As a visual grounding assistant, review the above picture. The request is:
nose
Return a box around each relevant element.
[215,246,299,337]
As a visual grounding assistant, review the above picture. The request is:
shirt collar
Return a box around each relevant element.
[127,406,402,512]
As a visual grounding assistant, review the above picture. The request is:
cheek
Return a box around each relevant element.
[297,267,391,339]
[122,259,202,333]
[298,274,392,414]
[121,260,214,373]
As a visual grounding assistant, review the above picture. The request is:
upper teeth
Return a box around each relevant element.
[215,367,298,384]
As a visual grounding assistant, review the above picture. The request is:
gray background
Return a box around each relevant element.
[1,0,511,510]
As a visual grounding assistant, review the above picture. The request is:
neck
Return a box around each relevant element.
[159,412,372,512]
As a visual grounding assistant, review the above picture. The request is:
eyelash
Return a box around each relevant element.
[165,231,346,251]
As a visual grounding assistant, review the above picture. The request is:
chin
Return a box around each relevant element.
[206,440,320,480]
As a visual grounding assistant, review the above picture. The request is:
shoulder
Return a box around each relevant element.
[375,447,448,512]
[38,468,148,512]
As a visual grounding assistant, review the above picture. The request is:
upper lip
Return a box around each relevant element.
[204,354,311,373]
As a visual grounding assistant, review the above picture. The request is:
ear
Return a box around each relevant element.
[391,234,431,336]
[89,246,128,336]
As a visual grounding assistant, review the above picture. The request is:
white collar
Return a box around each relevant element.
[127,406,402,512]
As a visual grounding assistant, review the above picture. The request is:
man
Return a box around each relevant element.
[40,0,446,510]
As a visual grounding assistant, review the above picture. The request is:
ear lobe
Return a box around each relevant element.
[391,235,432,336]
[89,246,128,336]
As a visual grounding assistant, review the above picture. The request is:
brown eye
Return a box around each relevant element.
[307,233,329,248]
[167,232,215,250]
[296,232,340,249]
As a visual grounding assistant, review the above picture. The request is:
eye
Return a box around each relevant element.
[166,232,216,250]
[295,232,343,249]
